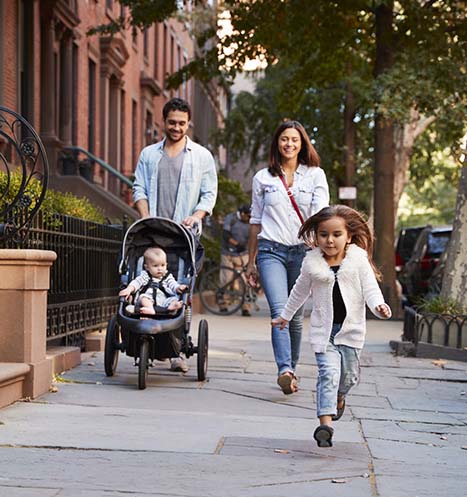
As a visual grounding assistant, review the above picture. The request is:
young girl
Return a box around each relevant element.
[272,205,391,448]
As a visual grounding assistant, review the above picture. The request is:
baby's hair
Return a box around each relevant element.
[143,246,166,261]
[298,205,382,280]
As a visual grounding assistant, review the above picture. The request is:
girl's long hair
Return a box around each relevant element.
[268,120,320,177]
[298,205,382,280]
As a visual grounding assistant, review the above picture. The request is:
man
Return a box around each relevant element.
[133,98,218,372]
[219,205,252,316]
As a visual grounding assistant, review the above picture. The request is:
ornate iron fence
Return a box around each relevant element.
[0,106,48,242]
[402,306,467,361]
[0,211,124,348]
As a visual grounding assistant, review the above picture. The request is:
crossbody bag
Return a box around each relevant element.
[279,174,305,225]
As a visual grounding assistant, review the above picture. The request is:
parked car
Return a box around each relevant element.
[395,226,425,276]
[400,225,452,303]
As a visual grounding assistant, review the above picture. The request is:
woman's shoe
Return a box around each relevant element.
[313,425,334,448]
[332,396,346,421]
[277,371,297,395]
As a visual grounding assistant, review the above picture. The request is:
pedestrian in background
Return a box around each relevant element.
[219,204,252,316]
[273,205,391,447]
[246,120,329,395]
[132,97,217,372]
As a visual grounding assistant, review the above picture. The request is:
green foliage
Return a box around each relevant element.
[397,149,460,228]
[0,170,106,224]
[417,296,466,316]
[87,0,179,35]
[212,173,249,217]
[201,173,249,263]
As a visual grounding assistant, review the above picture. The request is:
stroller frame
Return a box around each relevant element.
[104,217,209,389]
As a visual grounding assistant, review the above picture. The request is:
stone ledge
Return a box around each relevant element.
[47,346,81,375]
[0,363,30,409]
[85,331,105,352]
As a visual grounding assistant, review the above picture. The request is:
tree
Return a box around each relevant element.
[441,159,467,306]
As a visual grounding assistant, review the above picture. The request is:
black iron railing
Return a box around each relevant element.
[0,106,48,242]
[0,211,125,348]
[416,312,467,349]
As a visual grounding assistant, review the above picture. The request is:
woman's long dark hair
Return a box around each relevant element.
[268,120,320,177]
[299,205,382,281]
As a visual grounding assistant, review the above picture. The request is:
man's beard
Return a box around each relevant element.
[166,131,185,144]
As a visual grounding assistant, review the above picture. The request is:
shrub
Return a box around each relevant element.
[0,170,106,223]
[417,296,466,316]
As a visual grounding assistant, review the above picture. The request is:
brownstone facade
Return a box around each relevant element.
[0,0,227,215]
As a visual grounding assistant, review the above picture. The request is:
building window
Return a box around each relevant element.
[19,0,34,124]
[120,89,125,174]
[154,23,159,81]
[132,100,138,171]
[72,43,78,144]
[163,24,168,89]
[145,109,154,146]
[143,29,148,59]
[177,45,181,97]
[88,59,96,154]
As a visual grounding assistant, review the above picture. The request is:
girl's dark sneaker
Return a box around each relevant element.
[313,425,334,448]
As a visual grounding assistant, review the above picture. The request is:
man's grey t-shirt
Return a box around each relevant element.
[156,149,185,219]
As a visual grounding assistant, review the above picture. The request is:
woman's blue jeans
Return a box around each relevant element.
[256,239,306,375]
[315,324,361,417]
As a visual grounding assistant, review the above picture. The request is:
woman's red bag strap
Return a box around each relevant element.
[279,175,305,225]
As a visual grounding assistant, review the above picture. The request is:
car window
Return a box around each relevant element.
[397,227,424,261]
[427,232,451,256]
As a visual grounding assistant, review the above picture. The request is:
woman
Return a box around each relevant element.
[246,120,329,394]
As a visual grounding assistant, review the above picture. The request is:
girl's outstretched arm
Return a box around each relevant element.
[375,303,391,318]
[359,258,392,319]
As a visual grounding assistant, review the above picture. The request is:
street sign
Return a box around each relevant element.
[338,186,357,200]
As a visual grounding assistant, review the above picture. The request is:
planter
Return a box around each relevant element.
[79,159,94,182]
[62,155,78,175]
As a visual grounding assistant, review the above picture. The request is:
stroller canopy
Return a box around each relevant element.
[119,217,203,276]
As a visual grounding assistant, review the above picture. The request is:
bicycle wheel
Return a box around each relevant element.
[199,265,245,315]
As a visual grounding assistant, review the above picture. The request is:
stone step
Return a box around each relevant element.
[0,363,30,408]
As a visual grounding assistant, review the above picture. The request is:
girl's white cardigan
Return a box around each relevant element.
[281,244,391,353]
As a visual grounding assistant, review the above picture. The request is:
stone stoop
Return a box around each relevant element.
[0,363,31,409]
[85,331,105,352]
[46,346,82,376]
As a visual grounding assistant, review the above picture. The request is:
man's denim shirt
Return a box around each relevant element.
[132,136,218,223]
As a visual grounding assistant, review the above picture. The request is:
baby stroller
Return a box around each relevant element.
[104,217,208,389]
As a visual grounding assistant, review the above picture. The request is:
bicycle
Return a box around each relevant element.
[198,263,261,315]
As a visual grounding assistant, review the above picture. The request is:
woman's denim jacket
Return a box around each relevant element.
[132,137,218,223]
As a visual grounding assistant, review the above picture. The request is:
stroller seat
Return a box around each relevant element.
[123,252,190,320]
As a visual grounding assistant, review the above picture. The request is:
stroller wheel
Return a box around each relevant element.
[197,319,209,381]
[104,316,120,377]
[138,339,149,390]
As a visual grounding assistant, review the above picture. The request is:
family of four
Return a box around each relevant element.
[125,98,391,448]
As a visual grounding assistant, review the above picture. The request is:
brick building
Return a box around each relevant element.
[0,0,228,220]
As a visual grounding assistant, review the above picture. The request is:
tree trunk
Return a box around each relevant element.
[440,164,467,305]
[374,1,400,316]
[394,108,436,209]
[343,80,356,207]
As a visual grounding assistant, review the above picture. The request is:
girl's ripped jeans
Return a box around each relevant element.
[315,324,361,417]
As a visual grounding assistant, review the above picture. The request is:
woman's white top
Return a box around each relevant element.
[281,245,392,352]
[250,165,329,246]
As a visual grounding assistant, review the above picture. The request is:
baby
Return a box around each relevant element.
[119,247,187,314]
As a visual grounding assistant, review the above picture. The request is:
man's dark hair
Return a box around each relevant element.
[163,98,192,120]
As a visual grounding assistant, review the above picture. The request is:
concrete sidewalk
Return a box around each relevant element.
[0,303,466,497]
